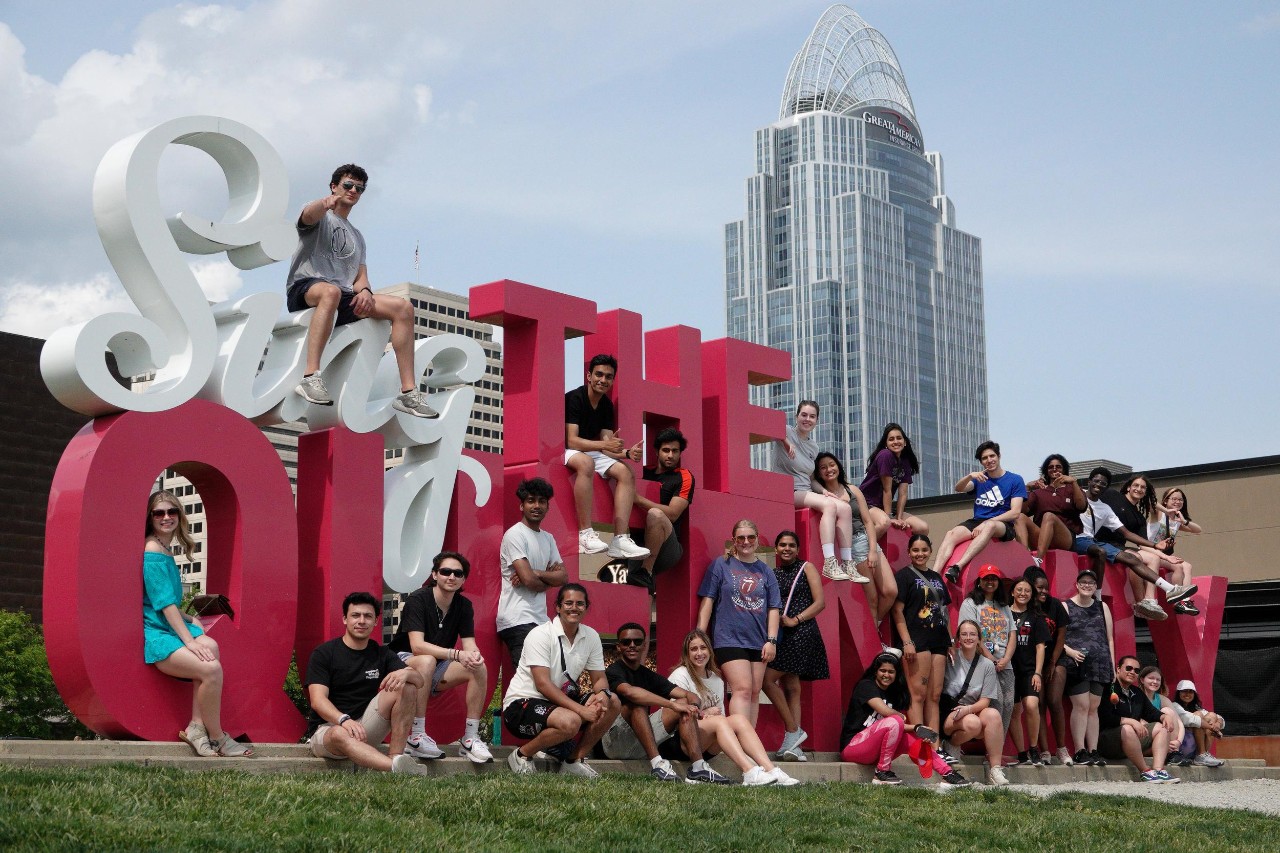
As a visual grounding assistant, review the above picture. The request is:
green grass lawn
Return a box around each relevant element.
[0,765,1268,852]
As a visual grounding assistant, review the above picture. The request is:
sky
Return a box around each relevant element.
[1,0,1277,483]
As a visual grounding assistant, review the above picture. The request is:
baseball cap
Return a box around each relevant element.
[977,564,1002,579]
[1176,679,1197,692]
[1076,568,1099,582]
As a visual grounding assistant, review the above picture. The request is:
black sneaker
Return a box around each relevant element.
[938,744,961,766]
[1073,749,1093,766]
[543,740,575,763]
[872,769,902,785]
[1008,751,1030,767]
[944,564,962,584]
[625,565,656,595]
[1173,600,1200,616]
[1089,751,1107,767]
[938,771,971,789]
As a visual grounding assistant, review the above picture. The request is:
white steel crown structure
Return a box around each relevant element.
[727,6,989,497]
[779,5,915,123]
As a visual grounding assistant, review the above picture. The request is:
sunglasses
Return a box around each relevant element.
[1120,665,1140,673]
[341,181,366,193]
[734,534,758,543]
[435,568,466,578]
[151,508,180,519]
[616,637,646,647]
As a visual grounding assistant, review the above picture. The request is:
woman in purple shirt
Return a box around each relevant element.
[859,423,929,542]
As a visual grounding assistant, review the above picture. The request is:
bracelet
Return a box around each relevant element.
[337,714,351,726]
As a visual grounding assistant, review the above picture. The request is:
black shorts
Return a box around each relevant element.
[960,517,1017,542]
[910,641,952,657]
[286,279,361,326]
[1014,671,1040,702]
[1066,678,1106,697]
[502,698,556,740]
[651,532,684,576]
[715,646,763,665]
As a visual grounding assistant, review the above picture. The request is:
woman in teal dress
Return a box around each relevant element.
[144,490,253,757]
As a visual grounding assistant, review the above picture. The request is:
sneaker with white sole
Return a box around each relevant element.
[986,766,1009,786]
[295,374,333,406]
[606,534,650,560]
[507,749,536,775]
[1154,768,1179,783]
[767,767,801,786]
[1134,599,1168,621]
[457,737,493,764]
[777,727,806,755]
[938,745,961,766]
[742,765,776,786]
[1193,752,1225,767]
[1056,747,1074,766]
[845,560,872,584]
[686,766,733,784]
[872,769,902,785]
[404,733,443,759]
[651,758,680,782]
[558,759,599,779]
[821,556,849,581]
[392,390,440,419]
[1166,583,1199,605]
[779,745,808,762]
[1140,769,1163,783]
[1037,751,1053,766]
[391,754,430,775]
[937,770,971,789]
[579,529,609,554]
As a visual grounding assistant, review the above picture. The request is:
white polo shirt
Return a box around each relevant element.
[502,617,604,709]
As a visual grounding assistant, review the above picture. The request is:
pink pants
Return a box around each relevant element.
[840,716,951,775]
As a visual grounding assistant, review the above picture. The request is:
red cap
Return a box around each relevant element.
[977,564,1002,579]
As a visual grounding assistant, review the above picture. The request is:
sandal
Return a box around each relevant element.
[215,735,256,758]
[179,722,216,757]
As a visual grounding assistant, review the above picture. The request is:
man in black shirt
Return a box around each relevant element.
[565,354,650,560]
[389,552,493,764]
[305,591,428,774]
[599,623,727,784]
[1097,655,1180,783]
[626,427,695,594]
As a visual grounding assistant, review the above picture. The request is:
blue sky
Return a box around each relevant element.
[1,1,1277,482]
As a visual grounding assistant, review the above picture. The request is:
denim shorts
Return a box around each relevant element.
[1072,536,1122,562]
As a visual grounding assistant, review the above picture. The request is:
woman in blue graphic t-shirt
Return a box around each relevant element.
[697,519,781,725]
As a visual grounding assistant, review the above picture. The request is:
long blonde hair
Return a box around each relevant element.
[678,629,721,705]
[146,490,196,559]
[724,518,759,558]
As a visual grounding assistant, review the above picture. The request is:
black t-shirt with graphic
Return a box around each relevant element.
[894,566,951,650]
[1010,608,1052,676]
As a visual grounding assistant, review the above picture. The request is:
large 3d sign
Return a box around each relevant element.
[42,117,1221,751]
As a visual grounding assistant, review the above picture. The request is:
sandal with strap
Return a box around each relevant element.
[215,735,256,758]
[178,722,216,757]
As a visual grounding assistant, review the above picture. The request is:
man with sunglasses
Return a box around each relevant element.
[389,551,493,764]
[1097,654,1181,783]
[286,163,437,418]
[599,623,728,783]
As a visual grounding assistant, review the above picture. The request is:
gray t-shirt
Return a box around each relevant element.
[772,424,819,492]
[942,652,999,705]
[286,210,366,293]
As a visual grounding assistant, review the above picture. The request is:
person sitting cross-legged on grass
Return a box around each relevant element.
[599,623,730,784]
[1098,655,1181,783]
[840,652,968,788]
[304,592,429,775]
[501,584,620,779]
[387,551,492,764]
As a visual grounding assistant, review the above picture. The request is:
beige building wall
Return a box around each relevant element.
[907,456,1280,583]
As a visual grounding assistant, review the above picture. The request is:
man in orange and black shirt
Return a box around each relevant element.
[628,428,696,594]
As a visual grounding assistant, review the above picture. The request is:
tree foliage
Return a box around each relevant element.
[0,610,92,739]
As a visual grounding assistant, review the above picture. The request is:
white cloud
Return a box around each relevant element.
[190,259,244,302]
[413,84,432,124]
[1244,11,1280,35]
[0,274,136,340]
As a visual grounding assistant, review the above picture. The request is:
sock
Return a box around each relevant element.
[464,718,480,741]
[822,543,836,559]
[650,756,664,769]
[401,387,413,394]
[412,716,426,737]
[839,547,852,561]
[303,372,314,378]
[691,759,707,772]
[1155,577,1175,593]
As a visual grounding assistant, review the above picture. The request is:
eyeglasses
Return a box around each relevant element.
[559,601,587,610]
[616,637,645,647]
[1120,665,1139,673]
[734,534,757,543]
[151,508,180,519]
[435,568,466,578]
[341,181,366,193]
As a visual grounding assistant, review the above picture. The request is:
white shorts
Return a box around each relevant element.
[565,448,616,479]
[309,693,390,759]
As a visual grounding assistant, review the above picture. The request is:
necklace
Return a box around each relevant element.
[432,592,450,632]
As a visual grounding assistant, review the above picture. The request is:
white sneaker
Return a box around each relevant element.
[457,737,493,764]
[779,746,808,762]
[392,389,440,419]
[777,727,807,755]
[986,766,1009,786]
[742,765,776,786]
[1135,599,1168,621]
[1056,747,1074,766]
[404,733,443,759]
[606,534,650,559]
[767,766,801,786]
[391,754,429,775]
[558,759,599,779]
[821,556,849,581]
[844,560,872,584]
[579,529,608,554]
[507,748,536,775]
[295,374,333,406]
[1193,753,1225,767]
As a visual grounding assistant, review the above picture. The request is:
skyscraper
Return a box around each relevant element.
[725,5,988,496]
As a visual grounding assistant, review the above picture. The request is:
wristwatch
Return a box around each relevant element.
[337,714,352,725]
[766,636,778,645]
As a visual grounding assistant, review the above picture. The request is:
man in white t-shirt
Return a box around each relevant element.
[498,478,568,668]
